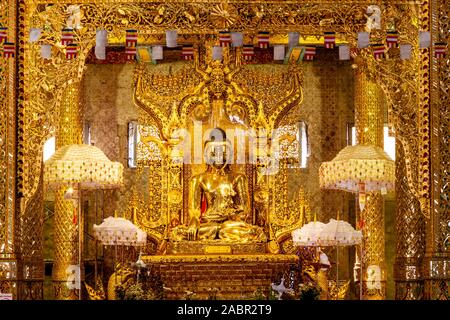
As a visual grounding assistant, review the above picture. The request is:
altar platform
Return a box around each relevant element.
[142,254,299,299]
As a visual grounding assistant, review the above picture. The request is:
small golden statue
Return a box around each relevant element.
[171,128,266,243]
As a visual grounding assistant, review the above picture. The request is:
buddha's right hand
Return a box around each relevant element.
[187,217,199,240]
[187,225,197,240]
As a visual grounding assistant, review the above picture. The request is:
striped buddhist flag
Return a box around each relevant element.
[65,43,78,59]
[219,31,232,48]
[257,31,270,49]
[126,29,138,47]
[372,44,385,60]
[324,32,335,49]
[3,42,14,58]
[358,182,366,212]
[357,218,365,230]
[125,46,137,60]
[61,28,74,45]
[181,45,194,60]
[242,45,255,61]
[0,27,7,44]
[434,42,447,59]
[304,46,316,60]
[386,31,399,48]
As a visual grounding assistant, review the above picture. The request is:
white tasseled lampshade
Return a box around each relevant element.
[93,216,146,247]
[44,144,123,190]
[319,144,395,193]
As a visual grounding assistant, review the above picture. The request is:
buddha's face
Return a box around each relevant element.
[205,141,230,170]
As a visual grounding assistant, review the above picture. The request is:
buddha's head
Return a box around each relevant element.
[204,127,232,170]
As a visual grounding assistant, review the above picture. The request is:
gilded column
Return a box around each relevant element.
[423,0,450,299]
[354,66,386,299]
[52,82,83,299]
[0,0,18,298]
[394,141,425,299]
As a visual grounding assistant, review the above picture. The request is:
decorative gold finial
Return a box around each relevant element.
[132,207,137,225]
[299,206,304,227]
[254,102,270,134]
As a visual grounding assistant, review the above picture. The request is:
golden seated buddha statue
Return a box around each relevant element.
[171,128,266,243]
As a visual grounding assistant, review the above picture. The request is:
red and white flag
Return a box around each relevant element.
[257,31,270,49]
[386,31,399,48]
[181,46,194,60]
[358,182,366,212]
[219,31,231,48]
[125,46,136,60]
[61,28,74,45]
[324,32,335,49]
[3,42,14,58]
[434,42,447,59]
[304,46,316,61]
[66,43,78,59]
[242,45,254,61]
[0,27,7,44]
[126,29,138,47]
[372,44,385,60]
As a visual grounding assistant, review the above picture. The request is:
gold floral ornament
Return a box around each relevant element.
[44,144,123,190]
[210,4,238,29]
[319,145,395,211]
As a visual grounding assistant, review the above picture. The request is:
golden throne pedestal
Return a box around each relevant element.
[143,254,298,299]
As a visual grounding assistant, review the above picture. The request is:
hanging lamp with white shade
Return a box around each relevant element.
[44,144,123,190]
[44,143,124,299]
[319,144,395,210]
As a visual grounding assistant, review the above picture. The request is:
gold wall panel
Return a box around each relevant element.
[422,0,450,299]
[275,57,354,265]
[394,140,425,299]
[0,0,19,299]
